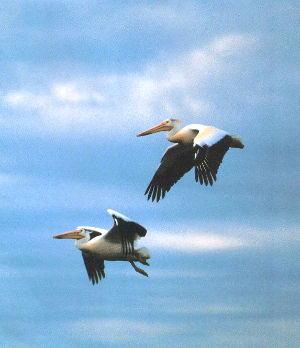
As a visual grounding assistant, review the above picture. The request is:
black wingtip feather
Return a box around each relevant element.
[148,183,155,200]
[207,170,213,186]
[152,185,158,202]
[145,182,152,195]
[201,164,208,186]
[199,168,204,185]
[156,187,161,202]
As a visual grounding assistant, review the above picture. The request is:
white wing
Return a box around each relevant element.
[193,126,229,147]
[107,209,131,223]
[193,126,232,186]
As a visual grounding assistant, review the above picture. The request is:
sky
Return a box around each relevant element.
[0,0,299,347]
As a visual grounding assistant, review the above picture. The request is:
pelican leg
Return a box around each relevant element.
[129,261,149,277]
[133,251,150,266]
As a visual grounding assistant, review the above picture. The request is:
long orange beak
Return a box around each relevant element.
[53,229,84,240]
[136,122,172,137]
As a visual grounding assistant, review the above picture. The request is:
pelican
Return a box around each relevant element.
[137,119,244,202]
[53,209,150,285]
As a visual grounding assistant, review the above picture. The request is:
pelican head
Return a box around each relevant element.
[53,226,104,248]
[136,119,183,137]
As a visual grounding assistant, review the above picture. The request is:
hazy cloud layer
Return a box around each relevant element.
[2,34,257,136]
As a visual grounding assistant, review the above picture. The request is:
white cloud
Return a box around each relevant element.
[210,34,257,56]
[3,91,30,106]
[128,35,257,119]
[147,231,244,252]
[2,33,257,136]
[51,82,105,104]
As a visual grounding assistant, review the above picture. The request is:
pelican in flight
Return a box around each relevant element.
[137,119,244,202]
[53,209,150,285]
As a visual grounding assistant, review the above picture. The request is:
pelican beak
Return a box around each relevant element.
[53,229,84,240]
[136,122,172,137]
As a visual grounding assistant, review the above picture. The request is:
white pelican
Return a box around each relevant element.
[53,209,150,285]
[137,119,244,202]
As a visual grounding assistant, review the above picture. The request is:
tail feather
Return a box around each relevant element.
[136,247,151,259]
[230,135,244,148]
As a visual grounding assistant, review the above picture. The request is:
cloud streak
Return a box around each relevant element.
[147,231,244,252]
[144,223,300,253]
[68,318,186,343]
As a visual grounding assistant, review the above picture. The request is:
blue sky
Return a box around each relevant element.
[0,0,299,347]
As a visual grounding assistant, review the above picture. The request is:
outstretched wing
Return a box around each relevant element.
[145,143,195,202]
[81,251,105,285]
[104,209,147,257]
[194,127,232,186]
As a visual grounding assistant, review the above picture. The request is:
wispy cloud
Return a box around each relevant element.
[212,318,300,348]
[2,33,257,136]
[68,318,186,343]
[3,173,298,250]
[210,34,257,56]
[150,297,250,314]
[147,231,244,252]
[139,269,221,279]
[170,304,249,315]
[109,268,227,279]
[144,223,300,253]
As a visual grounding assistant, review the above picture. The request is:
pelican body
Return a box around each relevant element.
[137,119,244,202]
[53,209,150,285]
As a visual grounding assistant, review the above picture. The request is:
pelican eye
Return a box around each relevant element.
[89,231,102,239]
